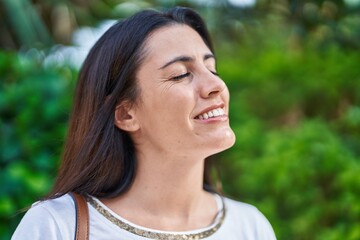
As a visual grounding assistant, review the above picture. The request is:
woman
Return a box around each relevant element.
[12,7,276,239]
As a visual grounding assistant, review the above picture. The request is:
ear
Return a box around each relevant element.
[114,102,140,132]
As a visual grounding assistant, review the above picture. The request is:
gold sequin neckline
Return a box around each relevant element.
[86,195,226,239]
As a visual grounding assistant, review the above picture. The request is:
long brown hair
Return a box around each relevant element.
[51,7,216,198]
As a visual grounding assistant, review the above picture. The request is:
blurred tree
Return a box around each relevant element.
[1,0,359,50]
[1,0,360,239]
[0,0,153,49]
[0,0,52,49]
[0,50,77,239]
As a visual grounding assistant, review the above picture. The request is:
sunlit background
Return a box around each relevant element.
[1,0,360,239]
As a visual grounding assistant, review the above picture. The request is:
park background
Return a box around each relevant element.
[1,0,360,239]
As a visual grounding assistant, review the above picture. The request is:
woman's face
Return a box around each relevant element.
[129,24,235,159]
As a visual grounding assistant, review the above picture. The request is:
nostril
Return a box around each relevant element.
[206,80,225,98]
[198,71,226,98]
[208,89,220,97]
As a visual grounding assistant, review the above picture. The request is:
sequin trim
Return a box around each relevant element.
[86,195,226,239]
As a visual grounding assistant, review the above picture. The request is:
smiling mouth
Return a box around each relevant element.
[195,108,225,120]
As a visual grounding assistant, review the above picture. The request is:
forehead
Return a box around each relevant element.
[143,24,212,64]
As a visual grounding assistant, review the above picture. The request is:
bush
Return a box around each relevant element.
[0,51,76,239]
[220,121,360,239]
[216,37,360,239]
[1,24,360,239]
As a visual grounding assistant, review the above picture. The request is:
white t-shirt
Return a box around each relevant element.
[12,193,276,239]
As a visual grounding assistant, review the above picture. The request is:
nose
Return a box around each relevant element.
[198,71,226,99]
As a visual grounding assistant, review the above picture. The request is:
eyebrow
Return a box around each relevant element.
[158,53,215,70]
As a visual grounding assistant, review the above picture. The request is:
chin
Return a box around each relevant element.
[207,129,236,156]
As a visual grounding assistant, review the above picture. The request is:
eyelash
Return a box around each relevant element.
[171,71,219,81]
[172,72,191,80]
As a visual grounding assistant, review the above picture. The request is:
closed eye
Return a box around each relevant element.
[172,72,191,81]
[211,71,219,76]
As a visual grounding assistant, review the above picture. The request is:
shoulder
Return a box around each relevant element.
[32,193,75,214]
[12,194,75,240]
[223,197,262,217]
[220,197,277,239]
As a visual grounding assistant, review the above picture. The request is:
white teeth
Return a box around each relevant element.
[196,108,225,120]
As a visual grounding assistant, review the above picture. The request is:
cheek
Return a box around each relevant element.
[140,87,194,125]
[160,91,194,122]
[224,85,230,100]
[222,87,231,111]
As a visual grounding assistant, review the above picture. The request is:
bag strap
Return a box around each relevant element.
[70,192,89,240]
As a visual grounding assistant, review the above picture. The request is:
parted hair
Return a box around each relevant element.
[51,7,215,198]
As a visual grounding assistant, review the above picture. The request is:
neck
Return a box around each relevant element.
[102,151,218,231]
[129,152,208,215]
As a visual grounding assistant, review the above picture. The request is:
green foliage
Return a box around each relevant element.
[220,121,360,239]
[215,27,360,239]
[1,1,360,239]
[0,51,76,239]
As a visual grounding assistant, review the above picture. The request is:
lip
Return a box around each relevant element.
[193,103,226,119]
